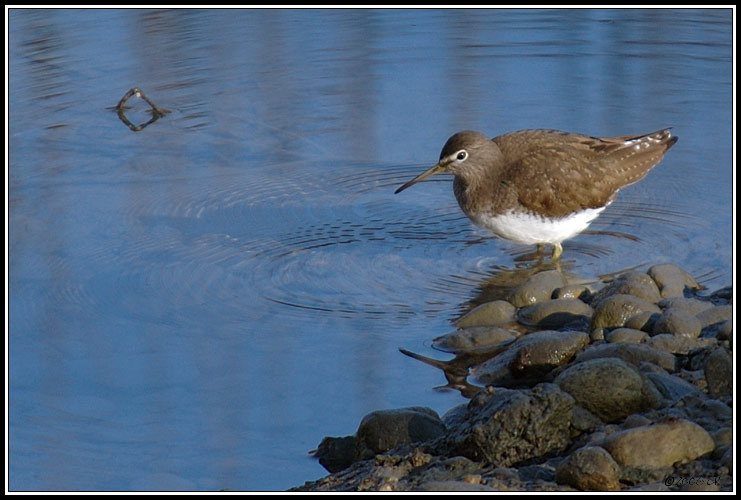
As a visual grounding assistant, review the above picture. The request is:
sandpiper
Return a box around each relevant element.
[395,128,678,259]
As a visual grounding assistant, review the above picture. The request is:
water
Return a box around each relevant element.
[8,8,733,491]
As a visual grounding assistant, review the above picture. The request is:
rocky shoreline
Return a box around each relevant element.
[292,263,733,492]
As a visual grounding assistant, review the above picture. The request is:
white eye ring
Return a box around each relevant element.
[455,150,468,162]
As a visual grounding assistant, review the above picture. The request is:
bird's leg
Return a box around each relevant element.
[552,243,563,260]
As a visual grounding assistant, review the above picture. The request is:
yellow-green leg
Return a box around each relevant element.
[552,243,563,260]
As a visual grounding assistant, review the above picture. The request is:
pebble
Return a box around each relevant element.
[455,300,516,328]
[645,372,706,402]
[591,294,661,330]
[591,271,662,305]
[575,342,677,372]
[553,284,590,300]
[432,327,516,352]
[657,297,713,316]
[517,298,593,328]
[703,347,732,398]
[648,334,716,355]
[508,270,566,307]
[623,311,660,332]
[554,357,662,422]
[598,419,714,470]
[696,305,733,329]
[652,309,702,338]
[555,446,621,491]
[648,263,701,298]
[605,328,648,343]
[354,407,445,461]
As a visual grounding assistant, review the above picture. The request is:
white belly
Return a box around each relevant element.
[469,206,607,245]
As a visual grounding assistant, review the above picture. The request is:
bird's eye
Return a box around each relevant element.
[456,150,468,161]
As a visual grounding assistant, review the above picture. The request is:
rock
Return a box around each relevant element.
[591,295,661,330]
[591,271,662,305]
[648,334,716,355]
[314,436,358,473]
[647,264,701,298]
[575,343,676,372]
[696,305,733,329]
[456,300,516,328]
[474,330,589,386]
[606,328,648,343]
[517,299,593,328]
[432,327,516,353]
[554,357,662,423]
[354,407,445,461]
[555,446,621,491]
[414,480,499,491]
[624,311,660,332]
[652,309,702,338]
[553,284,590,300]
[657,297,713,316]
[508,270,567,307]
[703,347,732,398]
[438,384,574,466]
[645,372,706,402]
[598,419,714,469]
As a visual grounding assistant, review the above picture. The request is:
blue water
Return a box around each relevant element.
[8,8,733,491]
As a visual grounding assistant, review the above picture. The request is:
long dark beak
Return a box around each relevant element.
[394,163,446,194]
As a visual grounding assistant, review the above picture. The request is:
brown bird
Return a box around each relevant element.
[395,128,678,259]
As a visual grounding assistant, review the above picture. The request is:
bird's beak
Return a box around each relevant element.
[394,163,446,194]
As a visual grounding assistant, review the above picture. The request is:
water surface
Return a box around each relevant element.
[8,8,733,491]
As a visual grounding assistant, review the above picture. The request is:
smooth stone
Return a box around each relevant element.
[575,342,677,372]
[652,309,702,338]
[707,286,732,305]
[555,446,621,491]
[508,270,567,307]
[354,407,445,461]
[555,357,662,423]
[553,284,589,300]
[517,298,593,328]
[314,435,358,473]
[624,311,660,332]
[695,305,733,329]
[456,300,516,328]
[590,327,606,341]
[648,334,717,355]
[432,327,516,353]
[657,297,713,316]
[606,328,649,343]
[474,330,589,386]
[591,271,662,305]
[437,383,574,466]
[703,347,732,398]
[591,295,661,330]
[645,372,706,402]
[647,264,701,298]
[598,419,714,469]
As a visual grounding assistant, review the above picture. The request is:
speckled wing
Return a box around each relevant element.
[492,129,677,218]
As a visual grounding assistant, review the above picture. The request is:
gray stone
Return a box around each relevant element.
[652,309,702,338]
[591,294,661,330]
[555,357,662,422]
[355,407,445,461]
[555,446,621,491]
[591,271,662,305]
[648,334,717,355]
[575,343,677,372]
[704,347,732,398]
[645,372,706,402]
[517,298,593,328]
[624,311,660,332]
[508,270,567,307]
[438,383,574,466]
[432,327,516,353]
[456,300,516,328]
[314,435,358,473]
[696,305,733,329]
[648,264,701,298]
[598,419,714,469]
[553,284,589,300]
[606,328,649,343]
[657,297,713,316]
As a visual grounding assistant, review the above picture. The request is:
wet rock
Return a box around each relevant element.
[432,327,515,353]
[696,305,733,329]
[555,446,621,491]
[606,328,648,344]
[657,297,713,316]
[591,295,661,330]
[591,271,662,305]
[645,372,706,402]
[554,357,662,423]
[553,284,590,300]
[648,334,717,355]
[517,299,593,328]
[438,384,574,466]
[598,419,714,470]
[508,270,567,307]
[652,309,702,338]
[623,311,660,332]
[354,407,445,461]
[456,300,516,328]
[648,264,701,298]
[314,436,358,473]
[575,343,676,372]
[707,286,732,305]
[474,330,589,386]
[703,347,732,398]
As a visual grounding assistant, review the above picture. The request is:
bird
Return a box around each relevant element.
[394,128,678,259]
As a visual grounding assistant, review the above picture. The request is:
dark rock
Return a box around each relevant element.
[456,300,516,328]
[437,383,574,466]
[591,271,662,305]
[508,270,567,307]
[354,407,445,461]
[647,264,701,298]
[657,297,713,316]
[517,299,593,329]
[314,436,358,473]
[606,328,648,343]
[591,294,661,330]
[652,309,702,338]
[575,343,676,372]
[703,347,732,398]
[432,326,516,353]
[645,372,706,402]
[554,357,662,423]
[696,305,733,329]
[624,311,660,332]
[648,334,717,355]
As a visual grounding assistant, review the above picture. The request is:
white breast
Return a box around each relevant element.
[469,206,607,245]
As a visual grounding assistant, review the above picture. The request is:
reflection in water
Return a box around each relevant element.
[8,8,732,492]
